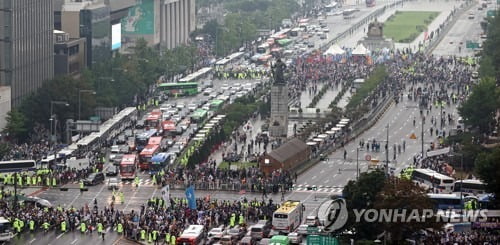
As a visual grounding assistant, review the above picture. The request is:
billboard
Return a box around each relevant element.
[111,23,122,50]
[122,0,155,35]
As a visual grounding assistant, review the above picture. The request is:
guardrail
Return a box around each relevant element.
[165,180,291,193]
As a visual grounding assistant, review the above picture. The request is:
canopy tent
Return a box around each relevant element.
[317,134,329,138]
[193,137,205,141]
[352,44,369,56]
[306,141,318,146]
[203,125,214,130]
[426,147,451,158]
[215,114,226,119]
[337,121,348,125]
[324,44,346,55]
[313,138,324,142]
[330,127,341,131]
[325,130,336,135]
[195,133,206,138]
[340,118,350,123]
[336,124,345,128]
[205,123,215,128]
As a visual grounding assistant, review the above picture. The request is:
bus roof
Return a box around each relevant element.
[455,179,484,184]
[158,82,198,88]
[137,129,157,139]
[414,168,454,180]
[140,144,160,155]
[427,193,461,199]
[151,152,170,163]
[179,67,213,83]
[215,52,245,66]
[275,200,301,213]
[181,225,204,236]
[121,154,137,164]
[0,217,9,223]
[148,136,163,145]
[192,109,208,117]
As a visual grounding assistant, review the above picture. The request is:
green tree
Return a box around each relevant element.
[475,146,500,205]
[3,109,28,142]
[458,78,498,134]
[0,143,10,159]
[374,177,442,242]
[480,10,500,79]
[341,170,386,240]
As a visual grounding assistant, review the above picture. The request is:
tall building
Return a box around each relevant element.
[61,0,111,67]
[121,0,196,51]
[0,0,54,127]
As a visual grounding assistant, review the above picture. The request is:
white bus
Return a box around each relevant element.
[272,200,304,233]
[177,225,205,245]
[0,217,15,242]
[411,168,455,193]
[453,179,487,195]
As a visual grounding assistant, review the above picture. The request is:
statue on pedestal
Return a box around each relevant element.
[272,58,286,85]
[367,19,384,38]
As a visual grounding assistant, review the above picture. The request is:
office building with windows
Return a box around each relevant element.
[0,0,54,128]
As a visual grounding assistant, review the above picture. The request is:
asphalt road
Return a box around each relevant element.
[16,0,474,244]
[431,2,489,57]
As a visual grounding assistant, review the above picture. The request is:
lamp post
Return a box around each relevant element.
[78,89,96,120]
[356,147,360,180]
[385,124,389,176]
[50,101,69,167]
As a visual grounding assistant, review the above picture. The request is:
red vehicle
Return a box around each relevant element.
[148,136,163,146]
[146,109,162,129]
[139,144,160,170]
[120,154,138,180]
[162,120,176,135]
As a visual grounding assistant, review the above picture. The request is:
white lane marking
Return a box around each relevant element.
[312,175,317,179]
[29,238,37,244]
[56,233,64,239]
[323,179,329,184]
[70,239,78,244]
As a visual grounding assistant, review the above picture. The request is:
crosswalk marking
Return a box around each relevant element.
[70,178,157,187]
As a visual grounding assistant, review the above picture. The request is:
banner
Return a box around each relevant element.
[185,186,197,210]
[162,185,170,208]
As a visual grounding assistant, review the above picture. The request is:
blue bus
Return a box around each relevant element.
[149,152,170,176]
[135,129,158,152]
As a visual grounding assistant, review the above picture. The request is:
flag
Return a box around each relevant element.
[185,186,196,210]
[162,185,170,208]
[424,31,429,41]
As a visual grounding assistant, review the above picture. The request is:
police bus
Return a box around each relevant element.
[411,168,455,193]
[272,200,304,233]
[0,217,14,241]
[453,179,486,196]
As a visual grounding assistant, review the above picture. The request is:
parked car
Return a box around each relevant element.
[84,172,105,186]
[110,145,120,153]
[296,225,308,235]
[208,226,225,240]
[227,226,246,240]
[107,177,119,190]
[288,232,302,244]
[239,236,258,245]
[250,222,271,240]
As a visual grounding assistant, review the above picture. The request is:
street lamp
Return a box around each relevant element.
[50,100,69,166]
[78,89,96,120]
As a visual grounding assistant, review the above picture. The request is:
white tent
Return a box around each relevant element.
[352,44,369,56]
[324,44,345,55]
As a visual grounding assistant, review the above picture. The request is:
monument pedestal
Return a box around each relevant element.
[270,84,288,138]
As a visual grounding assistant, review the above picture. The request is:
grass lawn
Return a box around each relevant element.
[383,11,440,43]
[218,161,258,170]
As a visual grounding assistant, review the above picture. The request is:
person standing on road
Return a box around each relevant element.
[135,176,140,188]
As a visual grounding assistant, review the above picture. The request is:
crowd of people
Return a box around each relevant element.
[422,229,500,245]
[0,193,278,244]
